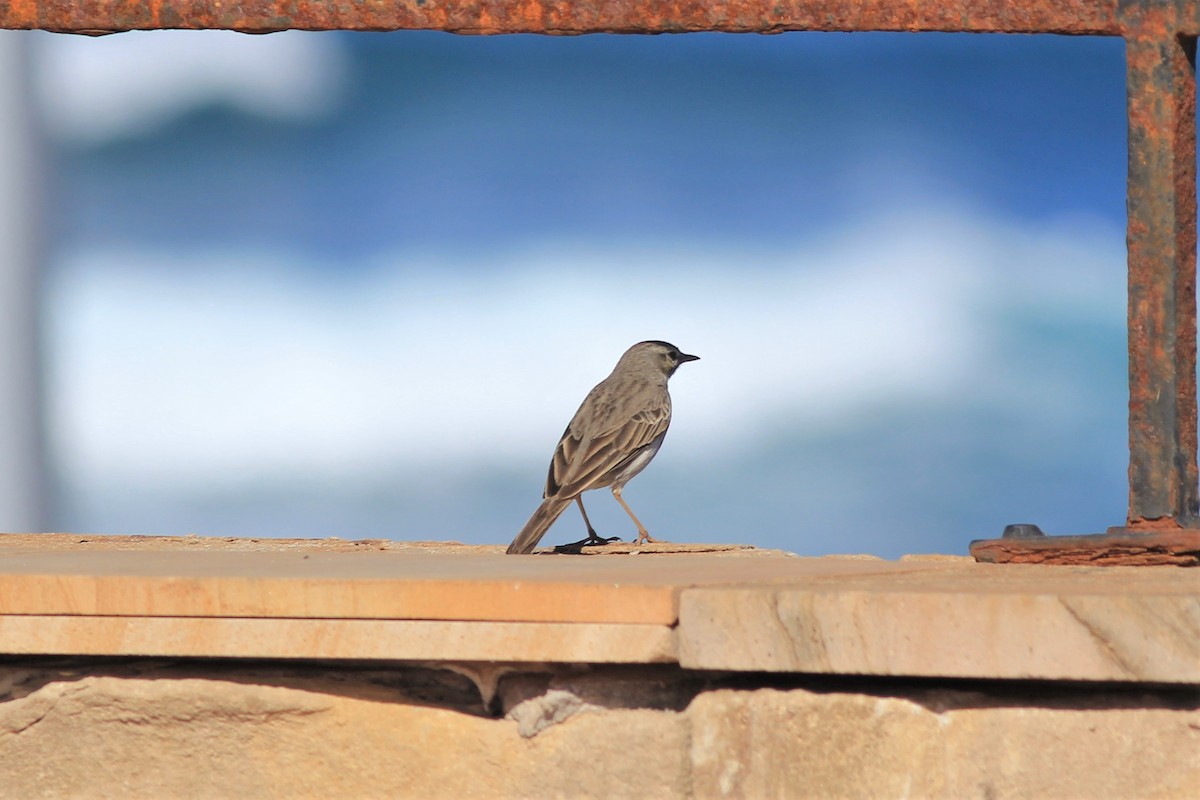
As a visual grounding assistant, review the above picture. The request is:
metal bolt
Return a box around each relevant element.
[1001,524,1046,539]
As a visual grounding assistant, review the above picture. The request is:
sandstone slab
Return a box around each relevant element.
[2,664,1195,799]
[688,687,1200,799]
[0,665,692,800]
[1,535,1197,683]
[0,534,901,625]
[0,616,676,663]
[677,562,1200,682]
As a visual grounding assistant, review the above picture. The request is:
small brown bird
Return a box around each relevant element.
[506,340,699,555]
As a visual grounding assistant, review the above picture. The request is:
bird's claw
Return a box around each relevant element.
[552,533,622,555]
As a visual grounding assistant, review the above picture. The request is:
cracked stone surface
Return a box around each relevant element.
[1,662,1196,799]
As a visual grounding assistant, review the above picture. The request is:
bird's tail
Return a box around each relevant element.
[506,498,572,554]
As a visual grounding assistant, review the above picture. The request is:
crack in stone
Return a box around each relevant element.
[1057,598,1140,679]
[0,704,51,736]
[768,591,802,668]
[0,682,91,737]
[773,591,833,671]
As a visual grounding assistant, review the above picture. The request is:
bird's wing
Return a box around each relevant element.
[546,400,671,499]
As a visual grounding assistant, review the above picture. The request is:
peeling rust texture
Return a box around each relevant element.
[1126,29,1199,525]
[0,0,1142,36]
[969,530,1200,566]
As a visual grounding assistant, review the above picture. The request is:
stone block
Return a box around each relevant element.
[3,665,1195,799]
[677,566,1200,683]
[0,615,676,663]
[0,666,692,799]
[687,687,1200,799]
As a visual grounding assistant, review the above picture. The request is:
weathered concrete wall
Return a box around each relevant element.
[2,661,1196,799]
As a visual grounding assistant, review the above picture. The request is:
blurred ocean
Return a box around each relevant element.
[31,31,1131,557]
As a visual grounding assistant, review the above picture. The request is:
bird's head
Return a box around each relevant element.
[626,340,700,378]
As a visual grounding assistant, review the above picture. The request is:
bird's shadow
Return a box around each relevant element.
[548,536,624,555]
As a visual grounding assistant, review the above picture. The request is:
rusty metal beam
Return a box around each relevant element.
[1126,29,1199,529]
[970,526,1200,565]
[0,0,1142,37]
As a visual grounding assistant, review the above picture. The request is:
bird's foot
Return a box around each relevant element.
[634,531,664,546]
[580,532,622,546]
[552,533,622,554]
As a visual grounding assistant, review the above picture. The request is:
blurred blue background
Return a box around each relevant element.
[9,30,1134,556]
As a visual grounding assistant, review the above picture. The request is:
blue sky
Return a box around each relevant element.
[49,32,1127,253]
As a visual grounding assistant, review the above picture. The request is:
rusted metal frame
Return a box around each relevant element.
[971,527,1200,565]
[1125,24,1199,529]
[0,0,1130,36]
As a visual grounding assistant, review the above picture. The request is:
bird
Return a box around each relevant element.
[506,340,699,555]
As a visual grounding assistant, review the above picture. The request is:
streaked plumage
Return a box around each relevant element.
[506,340,699,555]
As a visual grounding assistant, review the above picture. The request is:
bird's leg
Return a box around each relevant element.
[573,496,621,545]
[612,486,663,545]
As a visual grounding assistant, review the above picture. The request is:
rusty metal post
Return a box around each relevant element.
[1125,31,1199,529]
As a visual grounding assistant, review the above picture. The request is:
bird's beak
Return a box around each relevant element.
[678,352,700,363]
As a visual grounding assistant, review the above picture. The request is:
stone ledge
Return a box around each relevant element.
[677,586,1200,683]
[0,534,1195,684]
[0,534,911,625]
[0,616,677,663]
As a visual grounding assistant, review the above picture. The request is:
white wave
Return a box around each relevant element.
[45,207,1124,488]
[30,30,349,144]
